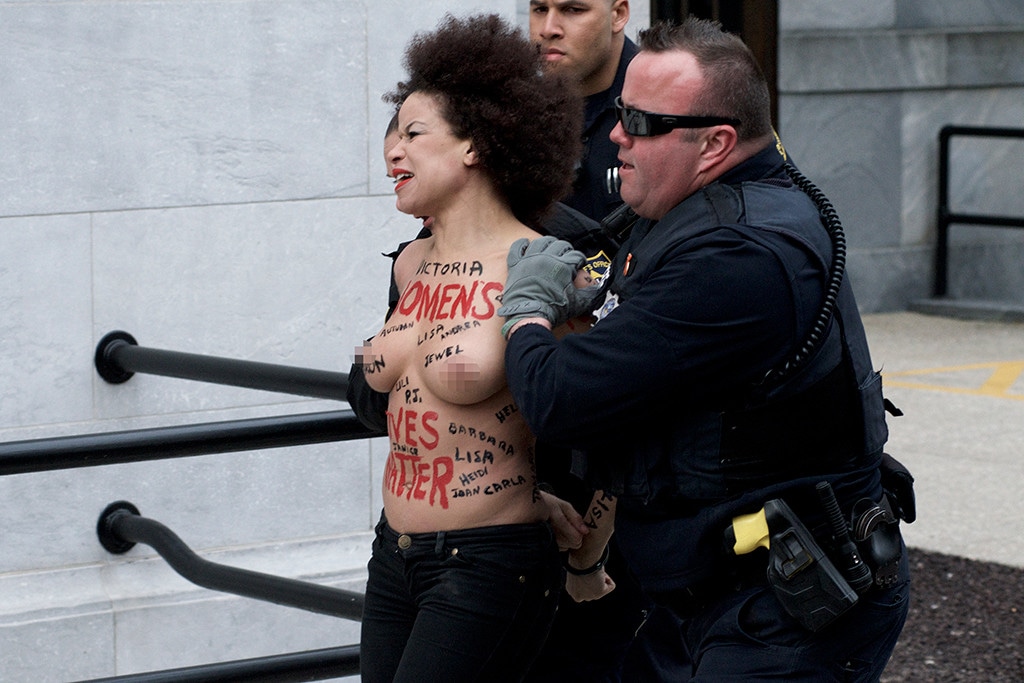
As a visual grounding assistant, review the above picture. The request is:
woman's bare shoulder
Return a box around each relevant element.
[393,236,433,290]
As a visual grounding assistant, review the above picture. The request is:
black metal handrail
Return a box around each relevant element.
[96,501,365,620]
[95,330,349,401]
[934,125,1024,296]
[4,334,384,681]
[74,645,360,683]
[0,409,382,476]
[1,411,375,681]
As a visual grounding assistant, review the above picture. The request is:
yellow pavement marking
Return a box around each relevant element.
[883,361,1024,400]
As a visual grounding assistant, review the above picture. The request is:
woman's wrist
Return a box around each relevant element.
[564,544,610,576]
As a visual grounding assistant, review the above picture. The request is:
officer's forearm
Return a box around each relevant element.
[504,317,553,339]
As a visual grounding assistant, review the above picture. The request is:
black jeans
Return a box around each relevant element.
[360,514,562,682]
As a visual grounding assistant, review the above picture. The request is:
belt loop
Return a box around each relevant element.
[434,531,446,558]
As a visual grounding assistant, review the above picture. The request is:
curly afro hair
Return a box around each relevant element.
[386,13,582,227]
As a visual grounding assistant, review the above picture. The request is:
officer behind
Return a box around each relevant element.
[499,17,911,681]
[530,0,637,221]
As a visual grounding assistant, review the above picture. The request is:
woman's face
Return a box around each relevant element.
[388,92,475,220]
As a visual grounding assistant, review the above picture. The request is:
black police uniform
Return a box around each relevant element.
[505,145,911,680]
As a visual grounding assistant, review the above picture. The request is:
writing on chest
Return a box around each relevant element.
[396,279,503,323]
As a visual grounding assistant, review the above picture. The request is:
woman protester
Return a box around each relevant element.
[356,14,587,682]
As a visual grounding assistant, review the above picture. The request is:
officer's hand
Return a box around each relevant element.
[498,236,601,338]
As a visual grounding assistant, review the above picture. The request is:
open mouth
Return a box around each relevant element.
[393,171,413,191]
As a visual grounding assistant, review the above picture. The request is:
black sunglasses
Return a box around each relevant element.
[614,96,741,137]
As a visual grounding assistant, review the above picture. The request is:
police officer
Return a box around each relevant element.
[530,0,637,220]
[498,18,911,681]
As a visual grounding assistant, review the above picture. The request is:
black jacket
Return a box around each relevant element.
[505,146,890,592]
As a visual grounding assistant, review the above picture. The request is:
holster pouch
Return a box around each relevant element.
[762,499,858,632]
[879,452,916,523]
[850,495,904,589]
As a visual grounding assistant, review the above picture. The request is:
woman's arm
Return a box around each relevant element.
[564,490,617,602]
[539,489,589,551]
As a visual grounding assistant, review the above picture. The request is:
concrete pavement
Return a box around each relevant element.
[862,311,1024,569]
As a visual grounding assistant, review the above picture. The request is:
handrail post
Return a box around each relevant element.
[934,126,952,297]
[95,330,139,383]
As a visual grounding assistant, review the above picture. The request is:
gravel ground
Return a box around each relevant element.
[882,547,1024,682]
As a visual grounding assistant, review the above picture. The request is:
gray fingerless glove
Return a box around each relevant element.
[498,236,601,337]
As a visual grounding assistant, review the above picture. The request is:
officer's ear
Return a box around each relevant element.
[696,124,738,174]
[611,0,630,34]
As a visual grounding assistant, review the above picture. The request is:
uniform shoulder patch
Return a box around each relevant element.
[583,249,612,284]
